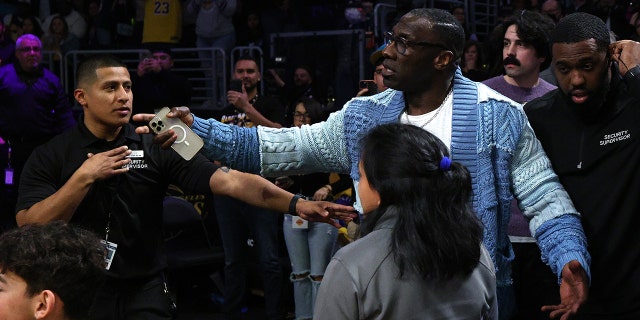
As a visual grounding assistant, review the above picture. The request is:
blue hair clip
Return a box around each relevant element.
[439,156,452,171]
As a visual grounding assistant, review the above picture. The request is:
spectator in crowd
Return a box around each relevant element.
[7,15,24,43]
[236,10,268,53]
[42,0,87,41]
[84,0,112,49]
[41,14,80,59]
[210,54,286,320]
[186,0,236,55]
[0,33,75,233]
[112,0,139,47]
[268,65,320,126]
[450,4,478,41]
[315,123,497,319]
[224,55,284,128]
[482,9,559,320]
[483,10,556,104]
[141,0,182,45]
[525,12,640,319]
[0,19,16,65]
[186,0,236,102]
[588,0,632,40]
[542,0,566,22]
[15,53,355,320]
[134,9,591,319]
[131,46,191,115]
[20,15,44,38]
[0,221,107,320]
[277,97,338,320]
[358,43,389,95]
[461,40,488,82]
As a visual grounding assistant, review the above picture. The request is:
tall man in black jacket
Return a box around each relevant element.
[524,13,640,319]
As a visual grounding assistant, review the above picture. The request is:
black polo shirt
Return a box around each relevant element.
[16,118,218,280]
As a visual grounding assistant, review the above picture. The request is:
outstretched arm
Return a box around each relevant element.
[134,106,352,177]
[511,121,591,318]
[541,260,589,320]
[209,167,357,227]
[133,107,263,173]
[16,146,132,225]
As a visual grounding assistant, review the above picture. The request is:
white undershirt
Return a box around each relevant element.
[399,91,453,150]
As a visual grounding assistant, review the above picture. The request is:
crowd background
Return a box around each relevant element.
[2,0,640,112]
[2,0,640,319]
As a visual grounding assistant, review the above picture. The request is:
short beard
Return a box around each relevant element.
[566,67,610,120]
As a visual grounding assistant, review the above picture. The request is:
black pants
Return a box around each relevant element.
[89,274,176,320]
[511,242,560,320]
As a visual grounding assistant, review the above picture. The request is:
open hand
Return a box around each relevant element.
[82,146,132,183]
[541,260,588,320]
[295,199,357,228]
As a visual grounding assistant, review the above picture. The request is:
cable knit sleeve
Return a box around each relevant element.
[510,118,591,282]
[258,110,351,177]
[190,111,351,177]
[191,115,261,173]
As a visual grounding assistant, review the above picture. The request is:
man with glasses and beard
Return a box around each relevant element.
[524,12,640,319]
[135,9,592,319]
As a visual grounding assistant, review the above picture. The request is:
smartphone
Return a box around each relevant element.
[359,80,377,96]
[229,79,243,93]
[148,107,204,161]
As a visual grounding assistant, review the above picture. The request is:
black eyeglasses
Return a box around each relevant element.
[293,112,310,119]
[17,46,41,53]
[384,31,448,55]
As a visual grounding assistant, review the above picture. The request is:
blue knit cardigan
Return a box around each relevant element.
[192,68,591,286]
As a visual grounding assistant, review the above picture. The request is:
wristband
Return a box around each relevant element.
[624,65,640,81]
[288,194,304,216]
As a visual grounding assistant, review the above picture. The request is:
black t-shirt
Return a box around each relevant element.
[17,119,218,280]
[213,94,285,128]
[131,70,192,115]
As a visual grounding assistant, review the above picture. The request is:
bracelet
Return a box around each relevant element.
[288,194,304,216]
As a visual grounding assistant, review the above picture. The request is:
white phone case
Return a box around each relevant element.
[148,107,204,160]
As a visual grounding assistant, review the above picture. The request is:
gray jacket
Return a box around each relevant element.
[314,210,497,319]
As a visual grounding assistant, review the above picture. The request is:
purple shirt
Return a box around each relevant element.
[483,75,557,237]
[482,75,556,105]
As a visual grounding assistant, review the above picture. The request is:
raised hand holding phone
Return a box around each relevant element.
[148,107,204,160]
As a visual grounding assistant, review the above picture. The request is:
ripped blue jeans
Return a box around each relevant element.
[283,214,338,319]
